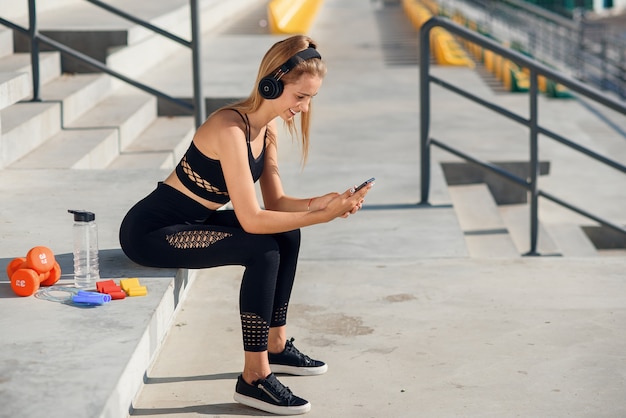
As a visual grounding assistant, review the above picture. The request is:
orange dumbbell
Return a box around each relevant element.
[7,246,61,297]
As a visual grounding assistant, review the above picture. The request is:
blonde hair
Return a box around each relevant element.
[223,35,326,165]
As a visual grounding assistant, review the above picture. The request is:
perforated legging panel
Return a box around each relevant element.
[165,230,232,249]
[241,312,270,352]
[272,302,289,327]
[119,183,302,353]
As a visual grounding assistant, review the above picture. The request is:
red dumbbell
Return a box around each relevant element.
[7,246,61,297]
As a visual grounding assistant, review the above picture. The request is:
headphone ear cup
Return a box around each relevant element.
[258,76,283,100]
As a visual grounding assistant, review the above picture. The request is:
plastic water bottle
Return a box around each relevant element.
[68,209,100,288]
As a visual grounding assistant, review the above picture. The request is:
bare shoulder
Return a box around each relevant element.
[201,108,245,134]
[194,109,247,157]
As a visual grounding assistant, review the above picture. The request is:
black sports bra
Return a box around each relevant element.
[175,109,266,204]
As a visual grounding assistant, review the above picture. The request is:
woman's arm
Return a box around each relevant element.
[258,121,344,213]
[212,116,367,234]
[258,123,311,212]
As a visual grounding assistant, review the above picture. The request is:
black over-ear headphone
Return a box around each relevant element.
[258,47,322,100]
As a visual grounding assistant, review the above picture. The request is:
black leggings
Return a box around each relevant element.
[119,182,300,352]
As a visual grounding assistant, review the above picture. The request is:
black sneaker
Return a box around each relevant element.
[269,338,328,376]
[234,373,311,415]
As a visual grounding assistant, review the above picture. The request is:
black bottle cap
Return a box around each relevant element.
[68,209,96,222]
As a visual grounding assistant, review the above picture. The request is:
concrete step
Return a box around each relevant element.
[103,0,201,79]
[0,72,30,111]
[0,51,61,92]
[11,0,266,76]
[0,0,78,21]
[144,34,274,116]
[8,91,156,169]
[448,183,520,258]
[104,0,266,79]
[9,128,119,169]
[11,0,188,73]
[1,73,112,168]
[499,203,561,256]
[545,223,598,257]
[8,113,191,171]
[0,27,14,58]
[107,115,194,169]
[598,248,626,257]
[0,101,61,168]
[0,0,269,173]
[66,90,157,151]
[135,1,272,116]
[500,205,604,257]
[41,73,112,125]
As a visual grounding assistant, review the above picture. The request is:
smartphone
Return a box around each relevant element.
[353,177,375,192]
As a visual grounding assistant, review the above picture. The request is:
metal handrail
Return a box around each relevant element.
[0,0,206,127]
[419,16,626,256]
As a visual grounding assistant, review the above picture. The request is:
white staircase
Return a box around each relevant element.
[0,0,262,171]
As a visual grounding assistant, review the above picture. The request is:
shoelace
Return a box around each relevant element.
[260,375,294,402]
[285,338,314,365]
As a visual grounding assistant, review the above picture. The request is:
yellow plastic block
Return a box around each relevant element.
[127,286,147,297]
[120,278,140,293]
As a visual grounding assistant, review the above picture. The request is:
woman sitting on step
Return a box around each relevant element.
[119,34,372,416]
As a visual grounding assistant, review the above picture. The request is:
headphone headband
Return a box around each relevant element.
[274,47,322,80]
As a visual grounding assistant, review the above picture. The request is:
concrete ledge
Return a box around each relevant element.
[267,0,324,34]
[0,168,192,417]
[0,250,192,418]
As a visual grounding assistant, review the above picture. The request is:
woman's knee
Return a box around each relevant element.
[277,228,301,250]
[245,235,281,268]
[240,230,300,271]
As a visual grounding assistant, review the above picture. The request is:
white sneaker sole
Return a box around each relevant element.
[270,363,328,376]
[233,392,311,415]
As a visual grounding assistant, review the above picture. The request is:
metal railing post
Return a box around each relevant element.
[419,23,432,205]
[618,47,626,99]
[527,67,540,256]
[190,0,205,128]
[576,19,585,80]
[600,37,607,91]
[28,0,40,102]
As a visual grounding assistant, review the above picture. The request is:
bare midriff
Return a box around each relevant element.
[163,171,225,211]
